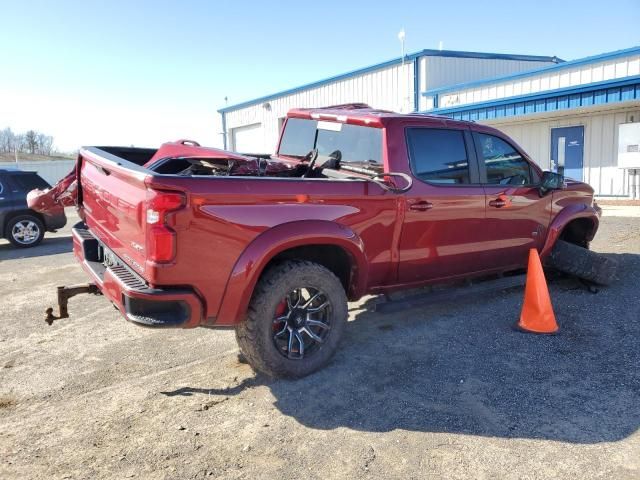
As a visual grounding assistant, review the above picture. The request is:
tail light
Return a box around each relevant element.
[145,189,185,263]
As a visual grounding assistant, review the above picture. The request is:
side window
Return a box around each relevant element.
[477,133,533,185]
[406,128,470,184]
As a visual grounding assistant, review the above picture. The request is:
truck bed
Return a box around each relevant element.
[66,141,390,328]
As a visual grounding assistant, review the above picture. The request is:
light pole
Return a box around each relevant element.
[398,28,407,112]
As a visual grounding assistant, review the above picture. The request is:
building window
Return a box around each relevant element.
[406,128,470,184]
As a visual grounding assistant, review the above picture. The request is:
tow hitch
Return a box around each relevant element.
[45,284,101,325]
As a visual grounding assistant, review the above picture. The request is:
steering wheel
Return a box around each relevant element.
[302,149,319,178]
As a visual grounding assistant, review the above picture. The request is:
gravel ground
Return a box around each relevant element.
[0,208,638,479]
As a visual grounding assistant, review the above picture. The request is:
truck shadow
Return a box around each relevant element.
[0,236,72,261]
[164,252,639,444]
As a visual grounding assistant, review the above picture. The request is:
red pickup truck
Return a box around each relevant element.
[31,104,611,377]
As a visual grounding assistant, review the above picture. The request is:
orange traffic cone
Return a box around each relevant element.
[516,248,558,334]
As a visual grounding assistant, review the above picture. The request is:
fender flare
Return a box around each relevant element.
[214,220,368,326]
[540,204,600,259]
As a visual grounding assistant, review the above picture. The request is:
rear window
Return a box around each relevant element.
[10,173,50,191]
[406,128,470,184]
[278,118,383,172]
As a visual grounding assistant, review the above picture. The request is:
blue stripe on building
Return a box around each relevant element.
[424,76,640,121]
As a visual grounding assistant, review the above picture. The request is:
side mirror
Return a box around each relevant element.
[539,171,564,196]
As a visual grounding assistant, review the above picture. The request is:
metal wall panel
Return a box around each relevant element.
[418,57,555,110]
[224,56,557,153]
[224,62,415,153]
[438,54,640,109]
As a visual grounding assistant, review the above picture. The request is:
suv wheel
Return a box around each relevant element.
[6,215,45,248]
[235,260,348,378]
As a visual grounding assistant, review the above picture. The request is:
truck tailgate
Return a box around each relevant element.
[79,148,151,279]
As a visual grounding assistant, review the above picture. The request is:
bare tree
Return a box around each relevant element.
[0,128,15,153]
[24,130,38,154]
[0,127,57,156]
[35,133,53,155]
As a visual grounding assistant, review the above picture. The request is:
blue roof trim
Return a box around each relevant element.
[423,77,640,122]
[421,46,640,97]
[425,75,640,115]
[218,49,559,113]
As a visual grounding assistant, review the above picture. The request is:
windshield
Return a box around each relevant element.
[278,118,383,173]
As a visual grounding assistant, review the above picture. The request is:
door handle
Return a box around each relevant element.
[489,194,512,208]
[409,201,433,211]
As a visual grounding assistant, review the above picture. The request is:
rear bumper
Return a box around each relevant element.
[72,223,204,328]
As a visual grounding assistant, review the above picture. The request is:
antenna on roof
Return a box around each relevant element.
[398,28,406,60]
[398,28,408,113]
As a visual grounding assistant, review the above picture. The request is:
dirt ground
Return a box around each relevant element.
[1,208,639,479]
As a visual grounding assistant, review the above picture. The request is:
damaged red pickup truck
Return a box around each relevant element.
[31,104,611,377]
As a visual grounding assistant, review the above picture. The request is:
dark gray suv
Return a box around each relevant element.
[0,168,67,247]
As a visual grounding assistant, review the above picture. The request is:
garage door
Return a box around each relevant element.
[232,123,263,154]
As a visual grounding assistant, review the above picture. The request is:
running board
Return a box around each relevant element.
[375,275,526,315]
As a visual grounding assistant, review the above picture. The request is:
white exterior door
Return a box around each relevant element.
[232,123,263,153]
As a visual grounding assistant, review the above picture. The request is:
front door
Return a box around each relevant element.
[551,126,584,181]
[474,131,552,269]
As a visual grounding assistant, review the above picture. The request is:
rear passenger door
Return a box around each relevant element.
[398,126,488,283]
[473,131,551,269]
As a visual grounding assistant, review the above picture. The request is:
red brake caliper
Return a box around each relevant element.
[273,299,287,332]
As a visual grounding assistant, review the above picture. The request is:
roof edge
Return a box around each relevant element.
[218,49,560,114]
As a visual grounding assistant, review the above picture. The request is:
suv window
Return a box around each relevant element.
[10,173,50,191]
[278,118,383,173]
[477,133,535,185]
[406,128,470,184]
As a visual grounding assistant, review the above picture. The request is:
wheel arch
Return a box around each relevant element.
[214,220,368,326]
[540,205,599,259]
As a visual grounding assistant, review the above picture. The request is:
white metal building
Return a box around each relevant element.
[219,50,559,153]
[426,47,640,198]
[218,47,640,198]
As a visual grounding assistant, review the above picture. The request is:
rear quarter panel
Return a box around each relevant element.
[146,175,399,324]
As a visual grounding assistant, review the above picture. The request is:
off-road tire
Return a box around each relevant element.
[235,260,348,378]
[6,214,45,248]
[546,239,617,286]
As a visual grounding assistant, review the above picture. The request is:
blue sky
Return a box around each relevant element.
[0,0,638,151]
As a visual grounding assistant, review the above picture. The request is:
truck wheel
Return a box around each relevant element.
[235,260,348,378]
[6,214,45,248]
[545,239,617,286]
